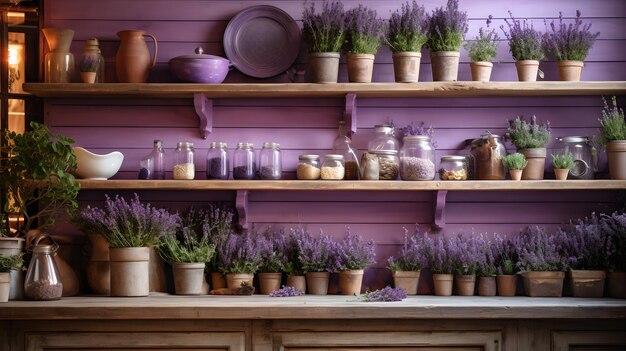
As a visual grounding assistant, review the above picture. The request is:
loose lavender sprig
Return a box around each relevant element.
[543,10,599,61]
[386,1,428,53]
[334,229,376,271]
[344,4,384,54]
[464,16,499,62]
[426,0,468,52]
[501,11,544,61]
[361,286,407,302]
[302,0,346,53]
[269,285,304,297]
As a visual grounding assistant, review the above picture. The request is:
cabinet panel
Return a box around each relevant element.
[552,331,626,351]
[287,348,481,351]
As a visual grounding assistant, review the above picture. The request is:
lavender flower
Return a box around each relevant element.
[294,228,336,273]
[494,233,518,275]
[344,4,384,54]
[335,229,376,271]
[463,16,499,62]
[393,121,438,148]
[557,213,610,270]
[516,226,568,272]
[543,10,599,61]
[387,227,428,272]
[159,208,216,264]
[475,234,498,277]
[218,232,262,274]
[362,286,407,302]
[596,96,626,146]
[422,235,454,274]
[500,11,544,61]
[600,212,626,271]
[506,115,552,150]
[302,0,346,53]
[426,0,468,52]
[258,229,289,273]
[269,285,304,297]
[386,1,428,53]
[284,228,306,276]
[450,234,481,276]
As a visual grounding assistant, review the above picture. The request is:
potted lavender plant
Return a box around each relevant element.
[451,235,480,296]
[387,228,427,295]
[295,229,336,295]
[257,230,288,295]
[302,1,346,83]
[335,230,376,295]
[551,152,574,180]
[500,11,545,81]
[422,236,454,296]
[284,228,307,293]
[386,1,428,83]
[476,234,497,296]
[344,4,384,83]
[218,232,262,289]
[426,0,468,81]
[543,10,600,81]
[603,212,626,298]
[79,55,99,83]
[463,16,498,82]
[597,97,626,180]
[506,115,552,180]
[494,234,519,297]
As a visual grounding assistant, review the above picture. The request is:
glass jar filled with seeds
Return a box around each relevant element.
[400,135,435,181]
[173,141,195,180]
[321,154,345,180]
[439,155,468,180]
[370,150,400,180]
[206,141,229,180]
[233,142,256,180]
[259,142,282,180]
[297,154,321,180]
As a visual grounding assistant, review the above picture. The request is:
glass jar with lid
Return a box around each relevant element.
[555,136,598,180]
[333,121,360,180]
[399,135,435,180]
[206,141,229,180]
[321,154,345,180]
[24,235,63,301]
[368,124,400,152]
[233,142,256,180]
[370,150,400,180]
[471,132,506,180]
[297,154,321,180]
[173,141,195,180]
[138,139,165,180]
[259,142,282,180]
[439,155,468,180]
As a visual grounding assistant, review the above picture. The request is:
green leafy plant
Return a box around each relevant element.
[0,253,23,272]
[551,152,574,170]
[386,1,428,53]
[159,209,217,264]
[506,115,552,150]
[463,16,498,62]
[502,153,527,170]
[597,96,626,146]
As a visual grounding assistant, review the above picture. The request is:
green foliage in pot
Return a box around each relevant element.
[0,253,23,272]
[302,0,346,53]
[426,0,468,52]
[596,96,626,146]
[386,1,428,53]
[543,10,599,62]
[159,209,216,264]
[0,122,80,234]
[463,16,498,62]
[500,11,545,61]
[344,4,384,55]
[551,152,574,170]
[502,153,527,170]
[506,115,552,150]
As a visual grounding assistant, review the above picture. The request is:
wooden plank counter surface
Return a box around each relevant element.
[1,294,625,320]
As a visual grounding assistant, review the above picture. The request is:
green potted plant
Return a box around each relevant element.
[543,10,600,81]
[335,230,375,295]
[426,0,468,81]
[218,232,262,289]
[302,1,346,83]
[502,153,528,181]
[79,55,99,83]
[0,253,23,303]
[386,1,428,83]
[494,234,519,296]
[344,4,384,83]
[257,231,288,294]
[500,11,545,81]
[506,115,552,180]
[387,228,426,295]
[551,152,574,180]
[463,16,498,82]
[596,96,626,180]
[294,229,336,295]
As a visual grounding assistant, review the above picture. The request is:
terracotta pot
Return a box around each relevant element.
[305,271,330,295]
[455,274,476,296]
[286,275,306,294]
[392,270,420,295]
[496,274,517,297]
[509,169,523,181]
[172,262,206,295]
[470,61,493,82]
[515,60,540,81]
[557,60,584,81]
[85,233,110,295]
[0,272,9,303]
[42,28,75,83]
[116,30,158,83]
[346,53,375,83]
[554,168,569,181]
[211,272,227,290]
[109,247,150,297]
[0,237,25,300]
[519,148,547,180]
[80,71,97,83]
[308,52,340,83]
[606,140,626,180]
[521,271,565,297]
[149,246,167,292]
[338,269,364,295]
[569,269,606,298]
[225,273,254,289]
[392,52,421,83]
[258,272,282,295]
[478,276,497,296]
[432,273,453,296]
[607,271,626,298]
[430,51,460,81]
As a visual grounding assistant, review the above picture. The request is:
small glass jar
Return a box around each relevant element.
[333,121,360,180]
[321,154,345,180]
[555,136,598,180]
[297,154,321,180]
[173,141,195,180]
[368,124,400,152]
[206,141,229,180]
[24,236,63,301]
[439,155,468,180]
[138,139,165,180]
[233,142,256,180]
[399,135,436,180]
[259,142,282,180]
[371,150,400,180]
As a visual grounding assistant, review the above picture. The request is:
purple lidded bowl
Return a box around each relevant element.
[169,47,231,83]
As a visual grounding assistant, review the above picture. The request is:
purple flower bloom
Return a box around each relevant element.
[601,212,626,271]
[218,232,262,274]
[543,10,599,61]
[464,16,499,62]
[387,1,428,53]
[269,285,304,297]
[344,4,384,54]
[362,286,407,302]
[387,226,428,272]
[302,0,346,53]
[516,226,568,272]
[335,229,376,271]
[294,228,337,273]
[493,233,519,275]
[422,235,454,274]
[450,234,482,276]
[258,229,289,273]
[426,0,468,52]
[500,11,544,61]
[506,115,552,149]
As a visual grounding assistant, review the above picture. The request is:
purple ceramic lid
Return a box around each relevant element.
[170,47,229,62]
[223,5,301,78]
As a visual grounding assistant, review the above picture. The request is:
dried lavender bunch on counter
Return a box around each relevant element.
[361,286,407,302]
[269,285,304,297]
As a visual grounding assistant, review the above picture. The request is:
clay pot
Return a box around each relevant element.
[116,30,158,83]
[392,52,421,83]
[478,276,497,296]
[607,271,626,298]
[258,272,282,295]
[509,169,523,181]
[0,272,8,303]
[0,237,24,300]
[42,28,75,83]
[470,61,493,82]
[305,271,330,295]
[172,262,206,295]
[515,60,540,81]
[557,60,584,81]
[569,270,606,298]
[80,71,97,83]
[286,275,306,294]
[455,274,476,296]
[225,273,254,289]
[430,51,460,81]
[606,140,626,180]
[85,233,110,295]
[338,269,364,295]
[554,168,569,181]
[496,274,517,297]
[347,53,375,83]
[308,52,340,83]
[519,148,547,180]
[109,247,150,297]
[392,270,420,295]
[433,273,453,296]
[211,272,227,290]
[521,271,565,297]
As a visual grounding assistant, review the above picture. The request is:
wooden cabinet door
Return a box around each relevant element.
[552,331,626,351]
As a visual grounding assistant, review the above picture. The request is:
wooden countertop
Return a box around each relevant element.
[2,294,625,320]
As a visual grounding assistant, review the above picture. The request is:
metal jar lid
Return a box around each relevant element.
[404,135,431,142]
[299,154,320,160]
[324,154,344,160]
[210,141,228,149]
[262,141,280,149]
[440,155,467,162]
[557,136,590,143]
[236,142,253,149]
[176,141,194,148]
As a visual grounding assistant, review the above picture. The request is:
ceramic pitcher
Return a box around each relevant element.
[115,30,158,83]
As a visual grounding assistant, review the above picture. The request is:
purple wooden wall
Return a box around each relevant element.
[42,0,625,289]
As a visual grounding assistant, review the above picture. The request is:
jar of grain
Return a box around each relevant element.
[399,135,435,180]
[259,142,282,180]
[439,155,468,180]
[233,142,256,180]
[297,154,321,180]
[321,154,345,180]
[24,235,63,301]
[206,141,229,180]
[173,141,195,180]
[370,150,400,180]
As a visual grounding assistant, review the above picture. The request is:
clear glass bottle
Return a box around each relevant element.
[371,150,400,180]
[206,141,229,180]
[555,136,598,180]
[138,139,165,180]
[471,132,506,180]
[321,154,345,180]
[399,135,436,180]
[439,155,468,180]
[24,236,63,301]
[173,141,195,180]
[233,142,256,180]
[81,37,105,83]
[332,121,360,180]
[297,154,321,180]
[259,142,282,180]
[368,124,400,152]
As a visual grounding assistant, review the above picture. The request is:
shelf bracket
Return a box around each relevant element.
[193,93,213,139]
[432,190,448,231]
[344,93,357,137]
[236,190,249,229]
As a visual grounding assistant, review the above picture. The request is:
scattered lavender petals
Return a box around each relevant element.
[362,286,407,302]
[269,285,304,297]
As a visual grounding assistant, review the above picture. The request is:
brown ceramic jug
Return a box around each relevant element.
[115,30,158,83]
